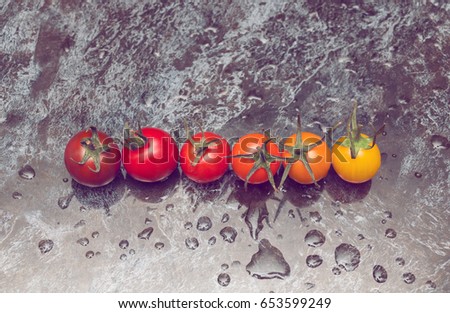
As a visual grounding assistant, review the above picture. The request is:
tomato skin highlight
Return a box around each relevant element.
[64,128,121,188]
[231,133,281,184]
[332,134,381,183]
[180,132,231,184]
[122,127,179,182]
[282,132,331,184]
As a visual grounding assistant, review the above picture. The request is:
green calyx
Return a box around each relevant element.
[185,121,221,167]
[232,133,280,192]
[278,115,322,189]
[340,101,385,159]
[123,122,148,150]
[71,126,111,173]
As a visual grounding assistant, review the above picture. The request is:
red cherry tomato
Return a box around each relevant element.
[64,127,121,187]
[180,131,231,183]
[231,133,281,185]
[122,127,179,182]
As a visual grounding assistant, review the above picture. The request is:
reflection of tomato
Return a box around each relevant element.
[332,133,381,183]
[231,133,281,185]
[122,127,179,182]
[64,127,121,187]
[282,132,331,184]
[180,132,230,183]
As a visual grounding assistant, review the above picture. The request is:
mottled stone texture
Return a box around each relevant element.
[1,1,449,292]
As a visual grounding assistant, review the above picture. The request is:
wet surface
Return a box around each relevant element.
[1,1,449,292]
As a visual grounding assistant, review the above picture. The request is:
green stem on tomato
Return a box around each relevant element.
[71,126,108,173]
[340,101,385,159]
[184,121,222,167]
[230,138,280,191]
[123,122,148,150]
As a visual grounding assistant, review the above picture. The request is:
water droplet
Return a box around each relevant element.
[431,134,449,150]
[309,211,322,223]
[165,203,174,212]
[77,237,89,246]
[220,226,238,243]
[119,239,129,249]
[95,251,101,256]
[373,265,388,283]
[335,210,343,217]
[38,239,54,254]
[246,239,291,279]
[306,255,323,268]
[288,209,295,218]
[208,236,217,245]
[357,234,365,240]
[332,267,341,275]
[80,206,88,212]
[217,273,231,287]
[145,217,152,225]
[391,154,397,158]
[138,227,154,240]
[242,203,269,240]
[74,220,86,229]
[85,251,94,259]
[231,260,241,267]
[414,172,422,178]
[129,249,136,255]
[403,272,416,284]
[185,237,199,250]
[335,230,342,237]
[155,242,165,250]
[221,263,229,271]
[395,257,405,266]
[381,219,387,224]
[277,234,283,240]
[184,222,193,230]
[63,178,69,183]
[12,191,23,199]
[221,213,230,223]
[334,243,361,272]
[385,228,397,238]
[304,230,326,247]
[58,193,74,210]
[425,280,436,289]
[91,231,99,239]
[196,216,212,231]
[382,131,387,136]
[120,253,127,261]
[384,211,393,219]
[18,165,35,180]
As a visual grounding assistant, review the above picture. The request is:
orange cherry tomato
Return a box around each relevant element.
[231,133,281,185]
[332,133,381,183]
[282,132,331,184]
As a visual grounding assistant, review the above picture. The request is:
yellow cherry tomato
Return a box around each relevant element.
[331,133,381,183]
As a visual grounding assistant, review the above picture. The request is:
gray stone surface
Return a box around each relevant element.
[1,0,449,292]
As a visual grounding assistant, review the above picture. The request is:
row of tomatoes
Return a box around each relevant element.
[64,108,382,190]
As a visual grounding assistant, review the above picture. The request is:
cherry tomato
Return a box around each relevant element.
[180,131,231,183]
[64,127,121,187]
[332,133,381,183]
[231,133,281,186]
[122,127,179,182]
[282,132,331,184]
